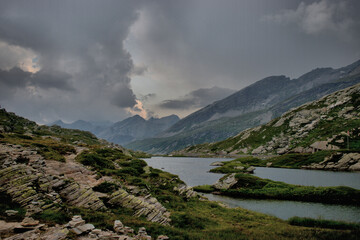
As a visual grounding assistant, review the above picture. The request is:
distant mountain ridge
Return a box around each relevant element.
[179,82,360,157]
[125,59,360,154]
[51,114,180,145]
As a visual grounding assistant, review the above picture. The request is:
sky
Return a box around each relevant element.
[0,0,359,124]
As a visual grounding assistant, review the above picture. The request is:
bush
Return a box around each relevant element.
[77,152,115,169]
[93,182,119,193]
[171,212,207,229]
[32,209,70,225]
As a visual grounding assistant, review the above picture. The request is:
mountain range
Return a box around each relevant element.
[178,82,360,161]
[125,59,360,154]
[50,114,180,146]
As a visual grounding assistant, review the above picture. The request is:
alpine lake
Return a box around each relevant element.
[144,156,360,223]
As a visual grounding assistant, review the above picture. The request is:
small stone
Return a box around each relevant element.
[157,235,169,240]
[71,227,84,235]
[21,217,39,227]
[5,210,19,216]
[77,223,95,232]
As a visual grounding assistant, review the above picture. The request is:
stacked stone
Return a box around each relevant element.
[67,215,95,235]
[135,227,151,240]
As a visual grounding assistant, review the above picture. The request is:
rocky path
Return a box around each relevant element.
[44,147,112,188]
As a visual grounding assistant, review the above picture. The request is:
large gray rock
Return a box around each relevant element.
[213,173,237,190]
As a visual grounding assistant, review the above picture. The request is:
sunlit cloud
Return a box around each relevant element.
[127,99,148,119]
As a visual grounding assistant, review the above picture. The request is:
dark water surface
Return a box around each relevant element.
[144,156,360,223]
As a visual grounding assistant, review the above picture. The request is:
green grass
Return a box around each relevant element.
[195,174,360,205]
[288,217,360,230]
[210,151,341,173]
[210,157,265,173]
[266,151,334,168]
[32,209,70,225]
[193,185,215,193]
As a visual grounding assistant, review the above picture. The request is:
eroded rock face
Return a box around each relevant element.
[0,143,106,216]
[0,143,173,226]
[108,189,171,225]
[173,184,197,199]
[213,173,237,190]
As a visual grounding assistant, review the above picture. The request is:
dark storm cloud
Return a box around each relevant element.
[130,0,360,92]
[0,0,146,122]
[159,86,236,110]
[0,67,30,100]
[0,67,74,100]
[30,70,75,91]
[111,82,137,108]
[0,67,30,88]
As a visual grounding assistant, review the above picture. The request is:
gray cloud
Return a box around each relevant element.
[0,67,75,98]
[0,1,359,122]
[159,86,236,110]
[264,0,360,40]
[128,0,360,101]
[30,70,75,91]
[111,82,137,108]
[0,0,147,123]
[131,65,148,76]
[0,67,30,100]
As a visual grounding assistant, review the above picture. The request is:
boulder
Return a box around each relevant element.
[213,173,237,190]
[245,166,255,173]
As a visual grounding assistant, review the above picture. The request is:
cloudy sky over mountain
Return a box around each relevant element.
[0,0,359,123]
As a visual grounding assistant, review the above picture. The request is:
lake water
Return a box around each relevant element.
[144,156,360,223]
[254,167,360,189]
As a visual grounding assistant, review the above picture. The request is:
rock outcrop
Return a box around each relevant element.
[0,143,172,226]
[108,189,171,225]
[213,173,237,190]
[173,184,197,199]
[303,152,360,171]
[1,215,169,240]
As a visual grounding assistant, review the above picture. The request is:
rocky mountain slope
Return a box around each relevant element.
[179,83,360,161]
[126,60,360,154]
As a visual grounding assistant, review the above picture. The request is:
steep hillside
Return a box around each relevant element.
[164,60,360,136]
[180,83,360,158]
[127,70,360,154]
[2,109,356,239]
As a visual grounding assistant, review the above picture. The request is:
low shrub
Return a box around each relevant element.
[93,182,119,193]
[32,209,70,225]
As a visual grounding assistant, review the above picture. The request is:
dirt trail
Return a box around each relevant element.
[44,147,110,188]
